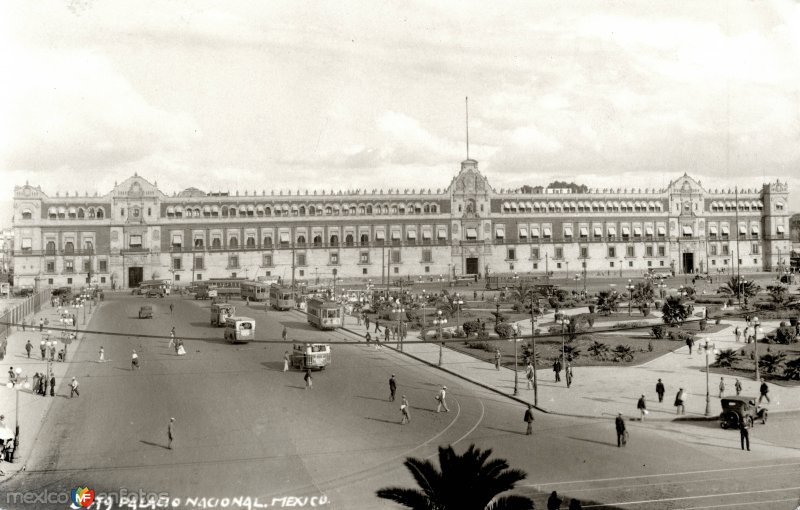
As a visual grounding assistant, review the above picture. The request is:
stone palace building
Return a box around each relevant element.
[10,158,792,289]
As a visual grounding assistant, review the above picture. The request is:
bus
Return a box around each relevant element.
[138,279,172,296]
[269,285,296,311]
[306,298,342,330]
[240,281,270,302]
[206,278,247,297]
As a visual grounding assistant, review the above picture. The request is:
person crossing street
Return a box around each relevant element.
[435,385,450,413]
[389,374,397,401]
[523,404,535,435]
[70,377,80,398]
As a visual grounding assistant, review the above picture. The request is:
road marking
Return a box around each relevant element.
[451,399,485,447]
[671,497,800,509]
[527,461,800,487]
[581,486,800,508]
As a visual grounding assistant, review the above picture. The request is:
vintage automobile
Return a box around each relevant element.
[145,288,165,298]
[138,305,154,319]
[223,317,255,344]
[290,343,331,370]
[210,303,235,327]
[719,396,767,429]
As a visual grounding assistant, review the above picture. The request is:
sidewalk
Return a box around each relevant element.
[0,299,97,475]
[343,310,798,422]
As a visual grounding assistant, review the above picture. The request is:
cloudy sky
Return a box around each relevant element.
[1,0,799,227]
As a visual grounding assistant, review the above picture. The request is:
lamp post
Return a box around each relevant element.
[529,299,538,406]
[454,294,464,336]
[494,298,501,328]
[7,367,31,461]
[396,306,405,351]
[626,279,635,316]
[421,289,427,330]
[512,325,519,396]
[81,301,86,325]
[434,310,447,367]
[560,316,568,382]
[753,316,763,382]
[574,274,580,294]
[701,338,718,416]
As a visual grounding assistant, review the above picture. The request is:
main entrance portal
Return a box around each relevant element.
[128,267,143,288]
[466,257,479,275]
[682,253,694,274]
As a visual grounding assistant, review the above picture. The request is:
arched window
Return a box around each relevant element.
[392,206,398,214]
[45,241,56,254]
[299,206,306,216]
[296,235,306,245]
[221,206,228,217]
[265,207,271,215]
[383,206,389,214]
[229,237,238,248]
[263,236,273,247]
[345,234,354,246]
[330,234,339,246]
[360,234,369,246]
[84,241,94,253]
[423,204,430,213]
[431,205,437,213]
[212,238,221,248]
[230,208,237,217]
[349,206,356,215]
[366,205,373,214]
[313,235,322,246]
[246,236,255,247]
[64,242,74,254]
[359,206,365,214]
[77,208,84,219]
[325,207,332,215]
[194,208,201,217]
[308,206,316,215]
[96,208,104,219]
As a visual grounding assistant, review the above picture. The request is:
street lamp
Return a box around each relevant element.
[560,316,568,383]
[494,297,501,328]
[6,367,31,461]
[396,305,405,351]
[433,310,447,367]
[701,338,718,416]
[454,294,464,336]
[529,300,539,406]
[574,274,580,294]
[753,317,763,382]
[626,279,635,316]
[512,325,520,396]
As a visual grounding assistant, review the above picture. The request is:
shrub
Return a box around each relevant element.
[699,319,707,332]
[441,331,452,339]
[650,325,665,339]
[640,305,651,317]
[755,302,778,311]
[588,304,596,314]
[775,325,797,344]
[466,341,490,351]
[612,344,635,362]
[714,348,738,368]
[462,320,482,337]
[588,340,610,360]
[495,322,514,339]
[610,321,649,330]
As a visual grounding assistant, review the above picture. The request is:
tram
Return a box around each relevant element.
[269,284,296,311]
[240,281,270,302]
[306,297,343,330]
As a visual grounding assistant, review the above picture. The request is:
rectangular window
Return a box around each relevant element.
[362,268,368,275]
[556,262,561,269]
[645,246,653,257]
[67,277,73,284]
[393,267,399,274]
[710,245,718,256]
[626,246,635,257]
[296,253,306,266]
[99,260,107,271]
[330,252,339,264]
[425,266,430,273]
[580,247,588,259]
[608,246,616,258]
[360,252,369,264]
[422,249,432,263]
[628,261,633,267]
[21,238,32,251]
[46,261,55,273]
[533,263,538,269]
[100,277,106,283]
[83,260,91,272]
[647,260,652,267]
[299,269,305,277]
[65,260,74,273]
[609,261,615,268]
[262,254,273,266]
[194,256,204,270]
[658,246,666,257]
[175,274,180,281]
[507,248,516,260]
[171,235,182,248]
[196,274,203,281]
[722,245,729,256]
[229,255,239,268]
[391,250,401,263]
[129,235,142,248]
[173,258,182,270]
[531,247,540,259]
[554,247,563,259]
[752,243,759,255]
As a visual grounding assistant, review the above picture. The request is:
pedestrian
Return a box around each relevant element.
[739,419,750,451]
[686,336,694,355]
[547,491,563,510]
[304,369,312,389]
[389,374,397,401]
[523,404,535,435]
[99,346,105,362]
[168,417,175,449]
[656,378,665,403]
[568,499,583,510]
[525,363,534,390]
[400,395,410,424]
[759,381,770,404]
[169,303,174,315]
[565,362,573,388]
[39,318,43,331]
[21,319,25,332]
[674,388,686,414]
[719,377,725,398]
[615,413,627,447]
[735,378,742,396]
[131,350,140,370]
[70,377,79,398]
[734,326,741,342]
[25,340,32,359]
[375,319,380,333]
[383,326,389,345]
[7,367,15,387]
[40,340,46,360]
[283,350,290,372]
[494,349,501,370]
[49,343,56,361]
[436,385,450,413]
[637,395,647,421]
[50,374,55,396]
[365,315,370,331]
[553,359,562,382]
[365,332,371,345]
[282,326,287,342]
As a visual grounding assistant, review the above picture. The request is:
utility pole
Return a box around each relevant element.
[291,240,296,294]
[530,294,538,406]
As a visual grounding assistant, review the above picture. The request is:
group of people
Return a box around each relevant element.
[552,358,573,387]
[167,327,186,356]
[31,372,56,397]
[547,490,582,509]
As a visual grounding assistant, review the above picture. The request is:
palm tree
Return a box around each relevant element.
[632,282,655,306]
[783,357,800,381]
[661,296,689,326]
[612,344,635,362]
[714,348,738,368]
[717,276,760,299]
[759,352,787,374]
[588,340,610,360]
[766,285,789,305]
[563,344,581,362]
[510,284,547,313]
[376,444,534,510]
[596,291,619,316]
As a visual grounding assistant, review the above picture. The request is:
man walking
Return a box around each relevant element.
[40,340,46,360]
[523,404,535,435]
[400,395,410,424]
[375,319,380,333]
[282,326,287,343]
[734,326,741,342]
[42,373,49,396]
[686,336,694,355]
[615,413,627,447]
[39,318,43,331]
[525,363,534,390]
[70,377,79,398]
[168,418,175,449]
[283,350,290,372]
[169,303,174,315]
[389,374,397,402]
[494,349,502,370]
[739,419,750,451]
[50,374,55,396]
[674,388,686,415]
[304,369,312,389]
[656,378,665,403]
[637,395,647,421]
[759,380,770,404]
[719,377,725,398]
[565,362,573,388]
[553,359,562,382]
[25,340,32,359]
[735,378,742,396]
[436,385,450,413]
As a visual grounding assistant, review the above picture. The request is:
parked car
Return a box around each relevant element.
[145,288,165,298]
[719,396,767,429]
[138,305,153,319]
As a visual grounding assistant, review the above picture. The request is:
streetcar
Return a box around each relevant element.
[306,297,342,330]
[210,303,235,326]
[240,281,270,302]
[269,284,296,311]
[139,279,172,296]
[207,277,247,297]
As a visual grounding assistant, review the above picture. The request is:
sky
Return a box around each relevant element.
[1,0,799,228]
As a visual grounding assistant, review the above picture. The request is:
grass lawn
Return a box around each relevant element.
[705,341,800,387]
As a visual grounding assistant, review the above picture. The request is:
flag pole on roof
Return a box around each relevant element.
[465,96,469,160]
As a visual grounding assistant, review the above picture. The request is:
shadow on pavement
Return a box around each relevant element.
[566,436,616,448]
[260,361,284,371]
[139,440,170,450]
[365,417,402,425]
[355,395,390,402]
[484,425,524,435]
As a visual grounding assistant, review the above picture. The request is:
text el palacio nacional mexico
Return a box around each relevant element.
[9,157,793,289]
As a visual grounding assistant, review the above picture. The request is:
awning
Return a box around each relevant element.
[495,226,505,238]
[68,207,76,214]
[530,227,540,238]
[542,227,552,237]
[247,204,254,211]
[58,206,66,214]
[391,231,401,240]
[756,200,764,208]
[166,206,175,214]
[721,225,730,235]
[633,227,642,236]
[203,205,211,213]
[239,205,247,213]
[590,201,599,208]
[175,205,184,213]
[751,225,759,235]
[48,207,57,215]
[422,229,432,240]
[172,235,182,244]
[579,227,588,237]
[708,225,717,234]
[593,226,602,237]
[739,224,747,235]
[751,200,759,208]
[503,201,511,209]
[519,227,528,238]
[437,227,447,239]
[682,226,693,235]
[279,232,290,243]
[466,228,478,238]
[375,230,386,240]
[407,230,417,239]
[564,226,573,237]
[256,205,264,213]
[621,226,630,236]
[525,201,534,210]
[645,226,654,236]
[211,205,219,213]
[608,226,617,236]
[777,225,785,234]
[648,201,656,209]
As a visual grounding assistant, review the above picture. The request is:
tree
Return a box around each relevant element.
[588,340,610,360]
[759,352,787,374]
[766,285,789,305]
[563,345,581,362]
[714,349,738,368]
[783,357,800,381]
[376,444,534,510]
[717,276,760,299]
[612,344,635,362]
[661,296,689,326]
[596,291,619,316]
[632,282,655,306]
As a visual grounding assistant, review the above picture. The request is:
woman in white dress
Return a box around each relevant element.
[98,346,104,362]
[176,340,186,356]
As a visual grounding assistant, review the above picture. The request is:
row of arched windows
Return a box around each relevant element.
[35,207,106,220]
[165,202,440,219]
[44,240,94,254]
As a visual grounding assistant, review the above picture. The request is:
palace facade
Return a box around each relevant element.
[10,159,792,289]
